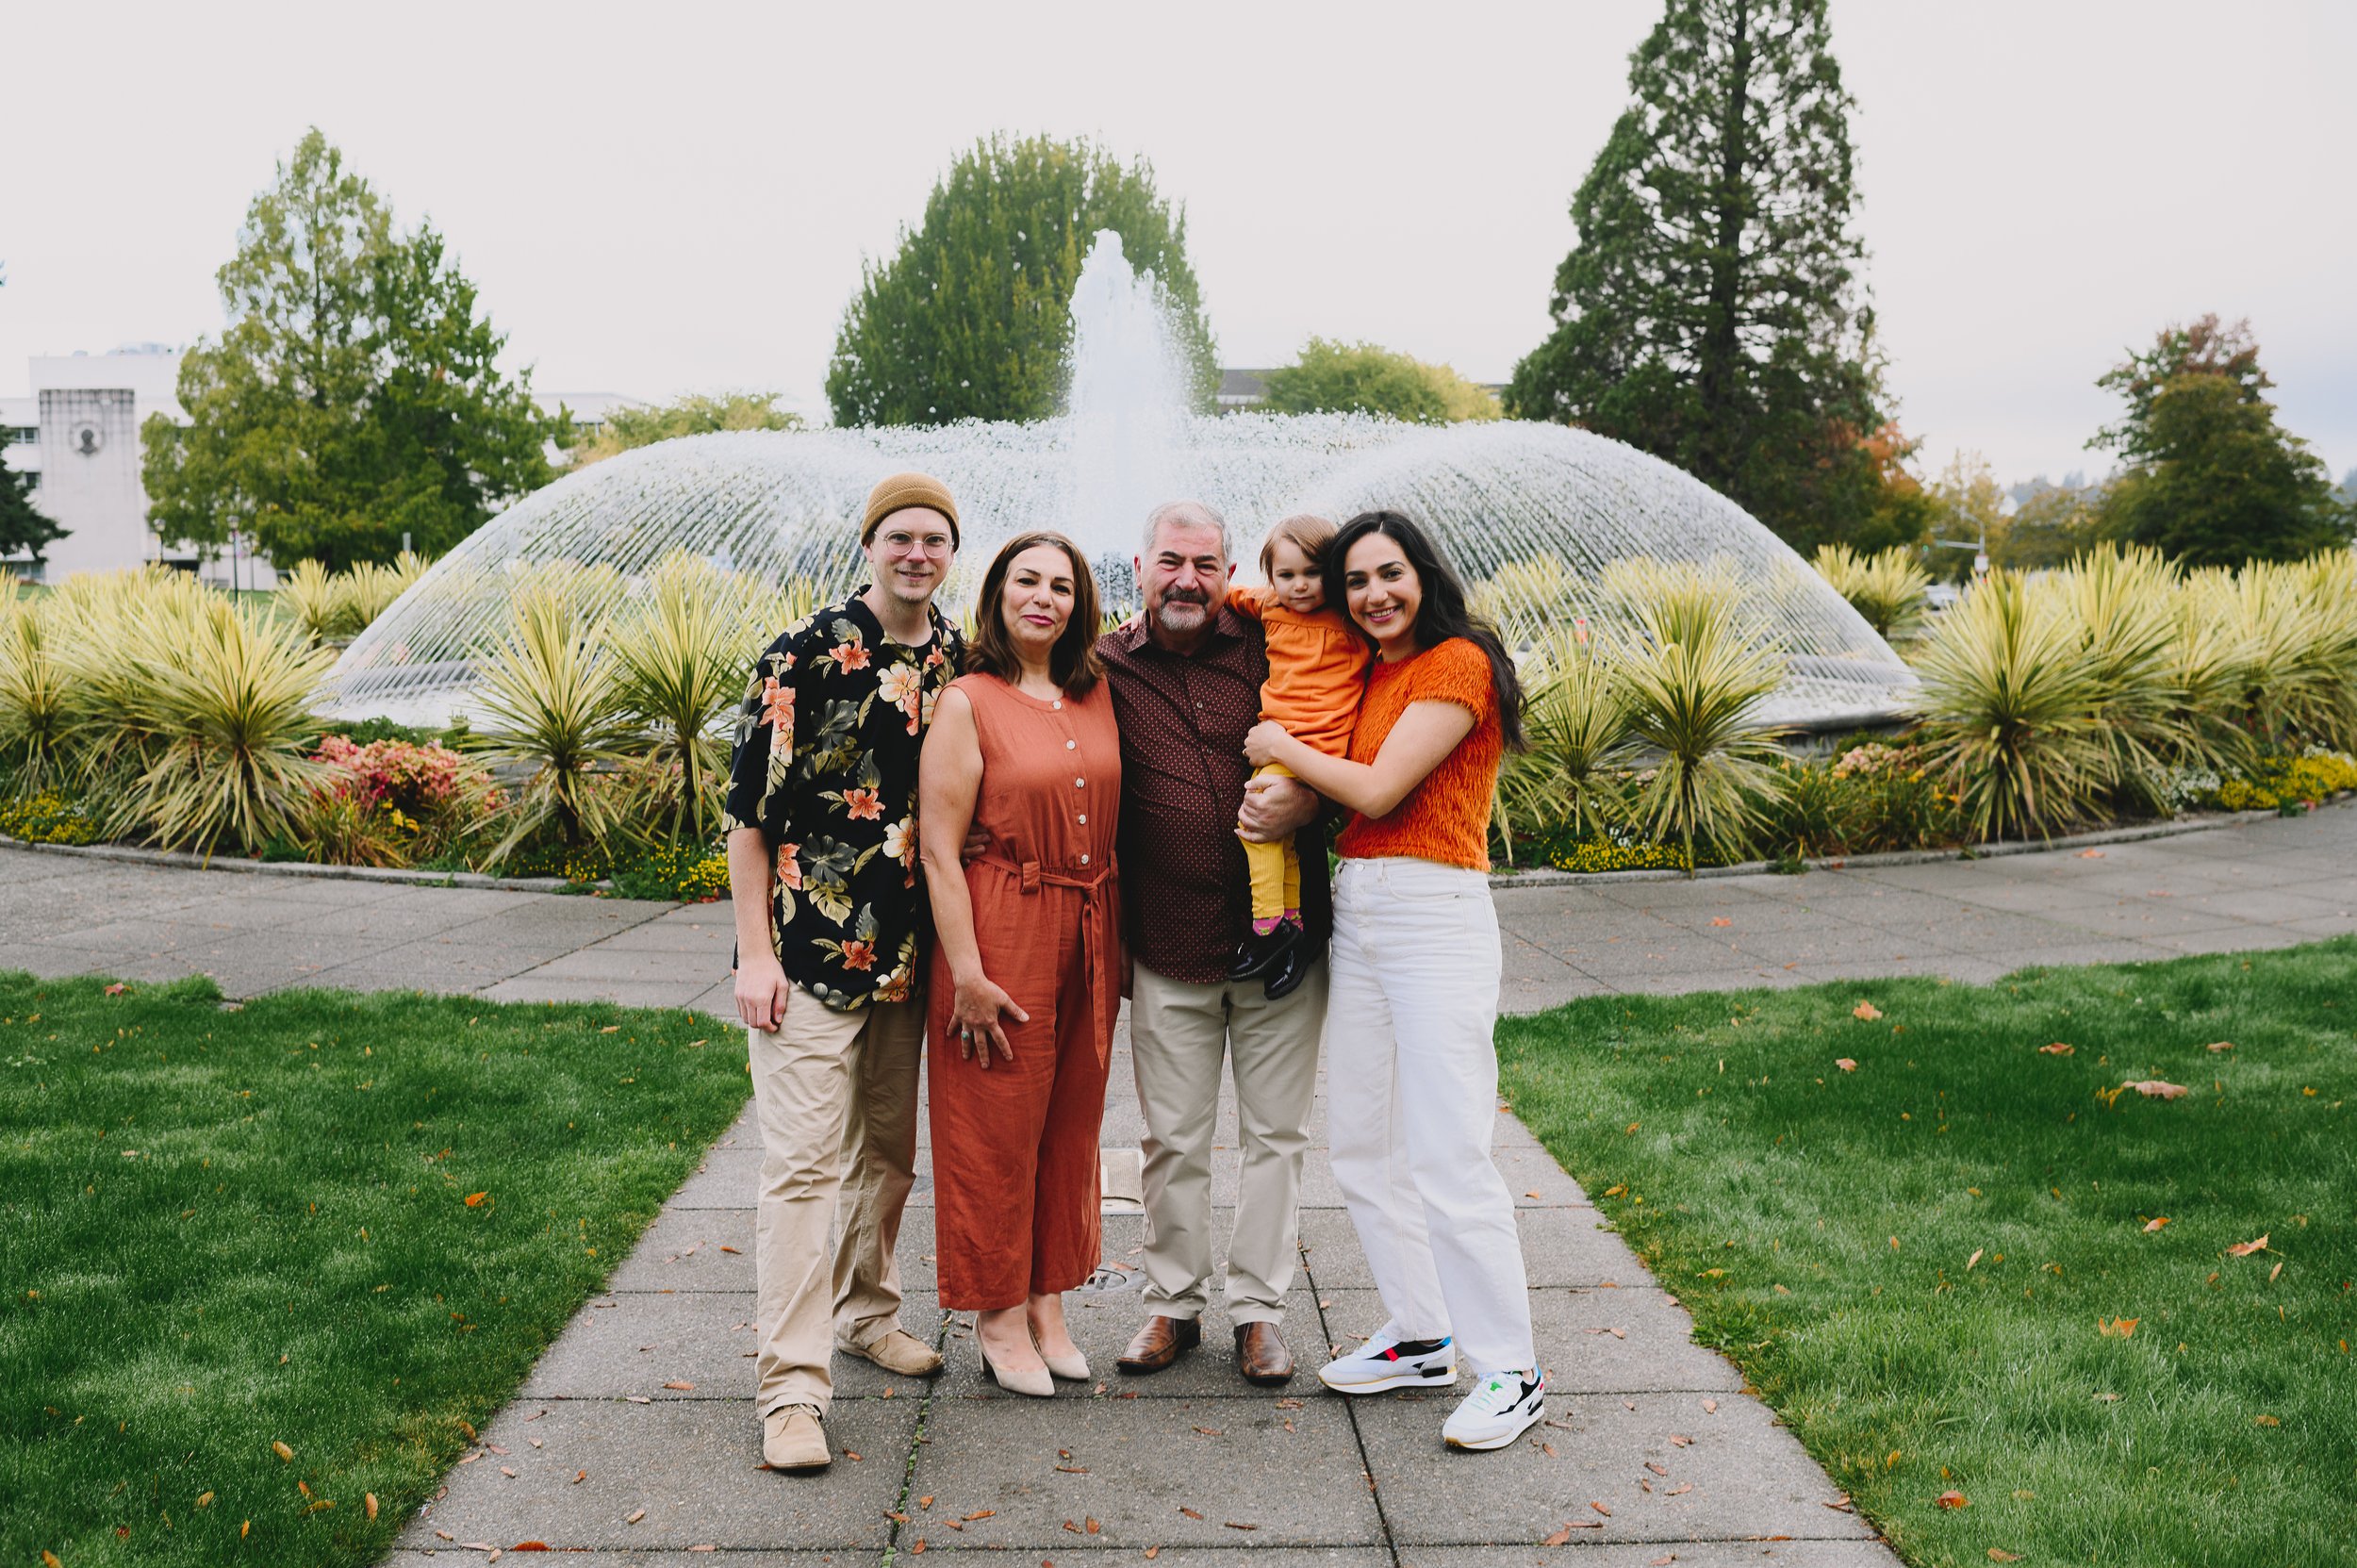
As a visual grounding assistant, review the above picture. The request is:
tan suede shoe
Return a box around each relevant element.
[842,1328,945,1378]
[762,1404,830,1471]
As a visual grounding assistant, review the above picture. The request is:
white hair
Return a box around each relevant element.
[1142,500,1231,559]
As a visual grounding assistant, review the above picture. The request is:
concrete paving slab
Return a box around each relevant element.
[1609,967,1814,996]
[382,1556,857,1568]
[934,1285,1322,1398]
[519,1287,943,1403]
[1297,1207,1647,1291]
[1358,1389,1874,1548]
[394,1395,917,1551]
[906,1388,1386,1549]
[607,1208,935,1293]
[2137,924,2313,955]
[527,946,732,984]
[1318,1285,1742,1395]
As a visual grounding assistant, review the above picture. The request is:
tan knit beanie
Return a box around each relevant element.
[862,471,960,547]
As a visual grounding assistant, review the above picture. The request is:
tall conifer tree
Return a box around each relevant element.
[1508,0,1890,550]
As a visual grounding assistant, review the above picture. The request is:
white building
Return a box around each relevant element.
[1,351,641,584]
[0,346,258,585]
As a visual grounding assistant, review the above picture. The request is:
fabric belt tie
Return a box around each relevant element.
[977,852,1120,1064]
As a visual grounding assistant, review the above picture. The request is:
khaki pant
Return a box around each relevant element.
[1128,957,1327,1324]
[749,985,923,1419]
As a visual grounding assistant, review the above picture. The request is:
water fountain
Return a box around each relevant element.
[327,231,1916,729]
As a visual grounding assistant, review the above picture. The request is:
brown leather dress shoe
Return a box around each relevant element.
[1115,1314,1201,1375]
[1234,1320,1294,1385]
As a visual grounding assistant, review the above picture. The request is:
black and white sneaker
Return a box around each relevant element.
[1441,1368,1546,1450]
[1317,1329,1457,1394]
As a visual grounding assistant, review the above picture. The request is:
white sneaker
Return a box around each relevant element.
[1317,1329,1456,1394]
[1442,1368,1546,1451]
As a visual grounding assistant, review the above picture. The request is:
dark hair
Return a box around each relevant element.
[1325,510,1525,750]
[968,531,1105,698]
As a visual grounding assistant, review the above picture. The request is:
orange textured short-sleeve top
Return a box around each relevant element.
[1225,586,1366,757]
[1333,637,1501,871]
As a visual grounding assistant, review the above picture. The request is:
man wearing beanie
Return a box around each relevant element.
[722,471,964,1471]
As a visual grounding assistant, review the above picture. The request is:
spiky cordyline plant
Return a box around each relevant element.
[611,553,750,845]
[2052,547,2207,812]
[469,582,636,865]
[1811,544,1932,639]
[1916,570,2107,841]
[0,599,71,792]
[1617,590,1786,875]
[1474,556,1584,648]
[276,558,357,642]
[114,595,337,857]
[2192,557,2357,753]
[1498,625,1633,843]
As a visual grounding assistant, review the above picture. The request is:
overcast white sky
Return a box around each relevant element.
[8,0,2351,487]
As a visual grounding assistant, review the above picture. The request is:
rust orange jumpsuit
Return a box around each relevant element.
[926,671,1125,1310]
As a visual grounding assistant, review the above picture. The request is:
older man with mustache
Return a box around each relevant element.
[1096,500,1329,1385]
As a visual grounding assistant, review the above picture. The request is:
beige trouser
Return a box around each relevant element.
[1128,957,1327,1324]
[749,984,924,1419]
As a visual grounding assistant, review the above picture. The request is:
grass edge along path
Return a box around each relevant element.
[1497,937,2357,1568]
[1,972,751,1568]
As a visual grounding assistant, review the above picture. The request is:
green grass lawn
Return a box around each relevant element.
[0,972,750,1567]
[1497,938,2357,1568]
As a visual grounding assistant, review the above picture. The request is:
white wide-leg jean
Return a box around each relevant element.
[1324,856,1535,1376]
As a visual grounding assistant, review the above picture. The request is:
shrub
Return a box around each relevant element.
[1812,543,1930,637]
[608,842,731,902]
[291,785,410,868]
[468,581,636,865]
[312,734,498,862]
[1500,627,1632,843]
[0,790,103,845]
[1915,571,2108,841]
[1538,836,1690,875]
[276,558,357,641]
[0,600,71,791]
[1617,583,1787,874]
[610,553,752,845]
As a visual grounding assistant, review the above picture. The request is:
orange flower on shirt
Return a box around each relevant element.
[775,842,802,890]
[838,939,877,971]
[759,676,794,734]
[832,640,871,671]
[842,787,883,821]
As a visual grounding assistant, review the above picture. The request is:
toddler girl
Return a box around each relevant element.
[1226,513,1366,993]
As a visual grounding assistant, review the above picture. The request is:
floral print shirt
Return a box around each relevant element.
[722,589,964,1011]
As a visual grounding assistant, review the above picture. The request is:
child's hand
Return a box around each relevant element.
[1244,720,1291,767]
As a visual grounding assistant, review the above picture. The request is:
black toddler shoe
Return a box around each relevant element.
[1261,937,1317,1001]
[1227,920,1301,982]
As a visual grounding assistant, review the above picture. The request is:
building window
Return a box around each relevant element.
[4,427,37,447]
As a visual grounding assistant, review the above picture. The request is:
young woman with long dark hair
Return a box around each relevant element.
[1242,508,1542,1451]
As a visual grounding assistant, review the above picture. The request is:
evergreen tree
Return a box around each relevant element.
[1260,338,1501,423]
[826,135,1217,426]
[0,464,66,564]
[2091,320,2350,566]
[1506,0,1887,550]
[142,129,556,571]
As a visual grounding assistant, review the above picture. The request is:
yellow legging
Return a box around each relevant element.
[1241,762,1303,924]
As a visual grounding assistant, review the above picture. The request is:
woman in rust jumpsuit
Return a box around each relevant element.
[916,531,1123,1396]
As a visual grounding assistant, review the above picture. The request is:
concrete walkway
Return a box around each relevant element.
[5,802,2351,1567]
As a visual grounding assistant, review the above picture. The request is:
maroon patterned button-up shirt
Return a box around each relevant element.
[1097,608,1332,985]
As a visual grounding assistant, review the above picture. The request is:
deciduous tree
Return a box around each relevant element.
[826,135,1217,426]
[1260,338,1501,423]
[0,464,65,564]
[142,129,555,571]
[1506,0,1887,551]
[566,392,803,468]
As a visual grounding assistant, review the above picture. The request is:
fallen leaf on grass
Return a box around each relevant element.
[2206,1040,2234,1052]
[2227,1234,2269,1257]
[2037,1042,2073,1056]
[465,1192,488,1207]
[1967,1248,1984,1270]
[2255,1413,2281,1427]
[1989,1551,2024,1562]
[2269,1261,2283,1282]
[2125,1081,2187,1099]
[1836,1058,1857,1072]
[2098,1316,2139,1338]
[1853,1001,1883,1021]
[1937,1490,1970,1509]
[272,1441,293,1461]
[105,982,127,995]
[2143,1217,2171,1233]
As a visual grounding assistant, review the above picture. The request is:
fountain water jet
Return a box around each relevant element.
[328,233,1915,729]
